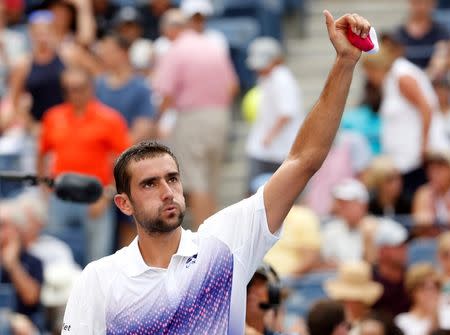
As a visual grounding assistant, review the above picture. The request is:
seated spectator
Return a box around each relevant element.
[395,263,442,335]
[359,311,404,335]
[264,205,322,276]
[138,0,174,40]
[246,264,291,335]
[432,77,450,142]
[0,211,43,328]
[437,232,450,329]
[341,81,382,156]
[307,299,349,335]
[111,6,143,44]
[324,261,383,331]
[372,221,410,317]
[393,0,450,69]
[366,156,411,217]
[305,130,372,216]
[321,179,375,264]
[363,37,449,197]
[412,150,450,226]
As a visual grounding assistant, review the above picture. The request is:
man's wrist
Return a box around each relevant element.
[335,56,358,69]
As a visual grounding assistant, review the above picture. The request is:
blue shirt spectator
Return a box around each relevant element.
[96,76,155,127]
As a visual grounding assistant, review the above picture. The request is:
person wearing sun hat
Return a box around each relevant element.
[325,261,383,331]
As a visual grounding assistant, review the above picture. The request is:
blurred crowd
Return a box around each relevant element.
[0,0,449,334]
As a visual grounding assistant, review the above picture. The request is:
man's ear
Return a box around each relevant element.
[114,193,133,216]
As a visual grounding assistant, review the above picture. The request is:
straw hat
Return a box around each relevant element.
[324,261,383,306]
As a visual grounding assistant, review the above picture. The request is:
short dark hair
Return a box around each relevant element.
[307,299,345,335]
[113,141,179,197]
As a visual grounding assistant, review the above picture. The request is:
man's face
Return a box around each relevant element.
[98,38,126,70]
[119,155,186,235]
[381,244,408,269]
[335,199,368,228]
[61,70,92,107]
[246,277,269,320]
[408,0,436,18]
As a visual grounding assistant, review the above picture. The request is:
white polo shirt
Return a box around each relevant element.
[62,187,279,335]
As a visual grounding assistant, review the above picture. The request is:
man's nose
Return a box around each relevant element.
[160,181,174,201]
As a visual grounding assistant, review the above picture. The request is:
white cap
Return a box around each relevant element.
[180,0,214,17]
[41,262,82,307]
[375,218,408,247]
[129,39,154,70]
[332,178,369,203]
[246,37,283,71]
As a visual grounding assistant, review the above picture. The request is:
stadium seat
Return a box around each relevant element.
[282,271,336,317]
[0,284,16,310]
[408,238,438,266]
[207,17,260,89]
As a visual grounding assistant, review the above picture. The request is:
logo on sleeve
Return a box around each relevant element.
[62,323,72,332]
[185,254,198,268]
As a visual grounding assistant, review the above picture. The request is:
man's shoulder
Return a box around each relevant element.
[81,249,126,281]
[92,100,127,124]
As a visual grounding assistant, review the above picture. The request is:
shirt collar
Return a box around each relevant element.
[124,228,199,278]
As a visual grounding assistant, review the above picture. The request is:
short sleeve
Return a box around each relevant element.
[134,82,155,119]
[62,264,105,335]
[38,111,53,155]
[199,186,280,282]
[271,69,300,118]
[152,48,180,98]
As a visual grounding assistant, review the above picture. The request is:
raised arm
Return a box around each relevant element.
[264,11,371,233]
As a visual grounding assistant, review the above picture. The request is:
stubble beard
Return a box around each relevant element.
[134,205,185,235]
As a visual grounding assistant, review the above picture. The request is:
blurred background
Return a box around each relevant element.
[0,0,450,334]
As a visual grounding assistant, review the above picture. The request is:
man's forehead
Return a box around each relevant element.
[128,154,178,178]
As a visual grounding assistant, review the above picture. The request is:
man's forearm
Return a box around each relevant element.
[6,262,41,306]
[288,57,356,172]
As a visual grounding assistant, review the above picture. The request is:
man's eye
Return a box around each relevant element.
[144,181,155,188]
[169,176,178,183]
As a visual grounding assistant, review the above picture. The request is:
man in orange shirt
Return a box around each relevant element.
[37,66,131,264]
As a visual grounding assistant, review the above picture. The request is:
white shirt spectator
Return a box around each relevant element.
[62,186,279,334]
[395,313,432,335]
[28,235,75,269]
[0,28,27,97]
[321,219,363,263]
[381,58,449,173]
[246,64,303,163]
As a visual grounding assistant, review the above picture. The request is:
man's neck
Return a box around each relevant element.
[107,65,133,88]
[137,227,182,269]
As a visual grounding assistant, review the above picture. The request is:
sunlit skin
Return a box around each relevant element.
[115,155,186,235]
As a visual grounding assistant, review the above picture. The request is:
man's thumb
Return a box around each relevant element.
[323,10,335,36]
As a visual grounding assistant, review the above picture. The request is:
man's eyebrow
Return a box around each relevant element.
[167,172,180,178]
[138,176,158,187]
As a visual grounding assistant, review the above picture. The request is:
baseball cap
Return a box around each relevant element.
[180,0,213,17]
[332,178,369,203]
[112,6,142,27]
[374,218,408,247]
[246,37,283,71]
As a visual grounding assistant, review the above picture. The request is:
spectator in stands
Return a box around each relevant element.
[96,33,155,144]
[180,0,228,53]
[372,220,410,317]
[341,81,382,156]
[412,150,450,226]
[325,261,383,330]
[433,77,450,142]
[246,264,289,335]
[394,0,450,69]
[43,0,95,47]
[0,1,27,99]
[321,179,375,264]
[245,37,303,194]
[96,32,155,247]
[9,9,98,127]
[0,210,43,328]
[138,0,174,40]
[395,263,441,335]
[264,205,322,276]
[37,66,131,263]
[1,190,75,269]
[366,156,411,217]
[437,231,450,329]
[359,311,404,335]
[111,6,143,44]
[93,0,119,38]
[307,299,349,335]
[363,37,449,197]
[153,18,238,230]
[153,8,187,62]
